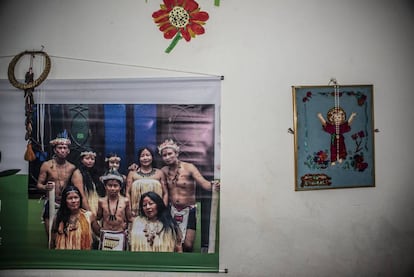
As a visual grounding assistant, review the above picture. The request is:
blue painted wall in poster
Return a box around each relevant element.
[104,104,127,171]
[133,104,157,161]
[103,104,157,171]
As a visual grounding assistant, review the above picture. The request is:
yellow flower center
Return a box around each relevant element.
[169,6,190,28]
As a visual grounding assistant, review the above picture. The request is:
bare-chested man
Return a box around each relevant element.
[158,139,220,252]
[93,170,134,251]
[36,132,76,244]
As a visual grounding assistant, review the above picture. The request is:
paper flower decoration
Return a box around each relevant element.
[152,0,209,53]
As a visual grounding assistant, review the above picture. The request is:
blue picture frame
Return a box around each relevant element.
[292,85,375,191]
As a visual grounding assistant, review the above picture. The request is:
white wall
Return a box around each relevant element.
[1,0,414,276]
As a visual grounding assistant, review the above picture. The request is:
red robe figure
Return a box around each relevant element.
[317,107,356,166]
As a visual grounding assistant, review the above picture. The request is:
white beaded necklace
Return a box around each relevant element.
[331,78,340,163]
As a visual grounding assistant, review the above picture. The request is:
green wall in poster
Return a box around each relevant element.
[0,175,28,249]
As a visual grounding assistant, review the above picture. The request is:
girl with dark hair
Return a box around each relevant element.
[129,191,182,252]
[50,185,95,250]
[71,149,105,215]
[126,147,168,216]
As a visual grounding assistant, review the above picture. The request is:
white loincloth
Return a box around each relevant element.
[170,205,194,244]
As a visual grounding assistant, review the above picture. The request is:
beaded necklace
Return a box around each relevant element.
[108,197,119,221]
[143,220,162,246]
[334,81,340,163]
[137,168,156,178]
[167,161,181,186]
[51,157,68,193]
[64,214,79,234]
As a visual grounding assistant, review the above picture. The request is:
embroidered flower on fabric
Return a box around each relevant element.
[152,0,209,53]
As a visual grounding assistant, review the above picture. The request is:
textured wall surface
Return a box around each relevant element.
[1,0,414,276]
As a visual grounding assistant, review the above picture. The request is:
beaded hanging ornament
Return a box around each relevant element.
[329,78,341,164]
[8,49,51,158]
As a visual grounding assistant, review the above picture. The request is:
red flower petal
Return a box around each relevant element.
[190,11,209,21]
[184,0,199,12]
[154,15,170,24]
[163,0,175,9]
[188,22,205,35]
[159,22,173,31]
[152,10,168,19]
[181,28,191,41]
[176,0,185,7]
[164,28,178,39]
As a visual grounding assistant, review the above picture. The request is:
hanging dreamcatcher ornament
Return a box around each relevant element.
[152,0,210,53]
[7,48,51,161]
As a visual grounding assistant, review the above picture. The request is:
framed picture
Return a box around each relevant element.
[292,84,375,191]
[0,77,221,272]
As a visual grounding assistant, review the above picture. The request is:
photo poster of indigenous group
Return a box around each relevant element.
[0,78,221,272]
[292,85,375,191]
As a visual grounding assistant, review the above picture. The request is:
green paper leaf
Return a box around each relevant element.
[214,0,220,6]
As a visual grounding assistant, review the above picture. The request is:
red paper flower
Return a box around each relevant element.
[152,0,209,53]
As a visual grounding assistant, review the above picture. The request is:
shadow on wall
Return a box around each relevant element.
[0,151,20,177]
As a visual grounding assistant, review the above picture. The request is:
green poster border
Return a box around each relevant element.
[0,175,219,272]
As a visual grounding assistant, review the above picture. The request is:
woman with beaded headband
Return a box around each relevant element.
[126,147,168,217]
[50,185,95,250]
[317,107,357,165]
[36,130,76,246]
[71,149,105,215]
